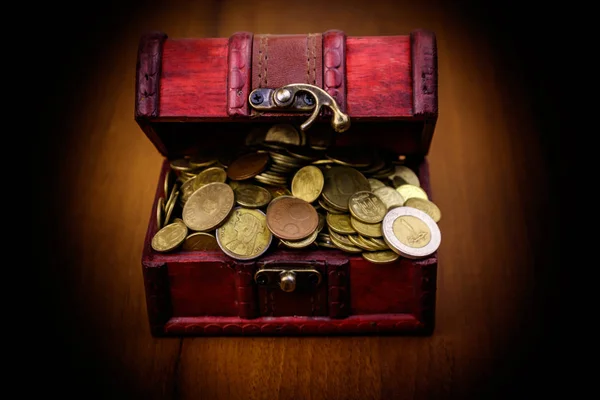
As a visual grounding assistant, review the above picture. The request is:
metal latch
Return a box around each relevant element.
[254,268,322,293]
[248,83,351,133]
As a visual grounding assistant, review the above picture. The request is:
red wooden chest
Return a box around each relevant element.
[136,29,439,336]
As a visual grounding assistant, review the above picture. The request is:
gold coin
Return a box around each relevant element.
[291,165,324,203]
[234,184,272,208]
[389,165,420,187]
[348,191,387,224]
[328,229,356,248]
[265,124,302,145]
[193,167,227,191]
[368,178,386,191]
[182,182,235,232]
[164,190,178,226]
[356,235,382,251]
[152,221,188,252]
[373,186,405,210]
[164,169,175,196]
[318,198,345,214]
[189,153,218,169]
[396,184,429,202]
[156,197,165,229]
[365,236,389,250]
[317,213,326,232]
[169,158,192,172]
[350,216,382,238]
[216,207,272,260]
[255,174,286,186]
[404,197,442,223]
[326,213,356,235]
[280,229,319,249]
[329,234,362,253]
[179,177,197,205]
[393,215,431,248]
[322,166,370,211]
[347,235,379,251]
[267,186,292,199]
[362,251,400,264]
[181,232,220,251]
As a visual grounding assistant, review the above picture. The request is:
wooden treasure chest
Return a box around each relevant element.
[136,29,441,336]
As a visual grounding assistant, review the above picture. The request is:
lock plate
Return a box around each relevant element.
[248,83,351,133]
[254,268,322,293]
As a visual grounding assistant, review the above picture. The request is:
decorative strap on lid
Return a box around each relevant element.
[226,30,347,116]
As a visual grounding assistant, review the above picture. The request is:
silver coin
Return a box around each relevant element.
[388,165,420,187]
[382,206,440,259]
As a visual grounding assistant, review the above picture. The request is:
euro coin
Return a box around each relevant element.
[216,208,272,260]
[361,251,400,264]
[193,167,227,190]
[322,166,370,211]
[291,165,324,203]
[266,196,319,240]
[396,184,429,202]
[234,183,272,208]
[182,232,220,251]
[404,197,442,223]
[152,221,188,252]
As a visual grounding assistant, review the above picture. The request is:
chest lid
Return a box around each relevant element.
[135,29,437,159]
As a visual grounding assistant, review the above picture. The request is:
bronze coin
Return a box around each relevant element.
[227,152,269,180]
[266,196,319,240]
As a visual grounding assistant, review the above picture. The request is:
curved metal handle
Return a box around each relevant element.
[274,84,350,133]
[248,83,351,133]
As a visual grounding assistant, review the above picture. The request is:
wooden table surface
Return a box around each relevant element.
[36,0,563,398]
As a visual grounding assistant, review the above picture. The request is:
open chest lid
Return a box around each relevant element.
[135,29,438,160]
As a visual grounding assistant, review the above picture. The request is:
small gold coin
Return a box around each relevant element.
[373,186,405,210]
[347,235,379,251]
[362,251,400,264]
[152,221,188,252]
[328,229,356,248]
[234,184,272,208]
[265,124,302,145]
[389,165,420,187]
[322,166,370,211]
[326,213,356,235]
[164,190,178,226]
[181,232,220,251]
[169,158,192,172]
[193,167,227,191]
[404,197,442,223]
[156,197,165,229]
[182,182,235,232]
[179,178,197,205]
[365,236,388,250]
[189,153,218,169]
[267,186,292,199]
[291,165,325,203]
[329,234,362,253]
[216,207,272,260]
[348,191,387,224]
[163,169,175,196]
[280,229,319,249]
[396,184,429,202]
[350,216,382,238]
[368,178,386,191]
[318,198,343,214]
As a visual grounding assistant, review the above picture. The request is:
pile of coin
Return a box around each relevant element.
[151,124,442,264]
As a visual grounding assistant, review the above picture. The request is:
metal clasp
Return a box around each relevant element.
[248,83,351,133]
[254,268,322,293]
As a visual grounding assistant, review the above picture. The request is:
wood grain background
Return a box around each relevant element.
[34,0,564,398]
